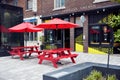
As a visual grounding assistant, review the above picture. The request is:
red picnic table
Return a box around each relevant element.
[9,46,41,60]
[38,48,78,68]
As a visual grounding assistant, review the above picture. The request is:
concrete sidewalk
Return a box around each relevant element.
[0,52,120,80]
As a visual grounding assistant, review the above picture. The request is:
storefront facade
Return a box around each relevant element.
[0,3,23,56]
[40,0,120,53]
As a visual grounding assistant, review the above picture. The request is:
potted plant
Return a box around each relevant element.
[39,36,45,50]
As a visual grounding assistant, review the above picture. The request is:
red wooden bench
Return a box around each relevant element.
[38,48,78,68]
[9,46,41,60]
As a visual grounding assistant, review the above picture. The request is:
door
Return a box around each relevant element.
[75,28,83,52]
[64,29,70,48]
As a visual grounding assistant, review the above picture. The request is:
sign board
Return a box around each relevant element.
[79,15,86,27]
[80,15,86,23]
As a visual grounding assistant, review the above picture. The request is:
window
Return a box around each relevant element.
[26,21,37,41]
[89,24,113,47]
[13,0,18,6]
[90,26,100,44]
[26,0,33,10]
[32,0,37,12]
[54,0,65,10]
[93,0,109,3]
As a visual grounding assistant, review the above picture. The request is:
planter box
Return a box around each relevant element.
[0,49,10,57]
[43,62,120,80]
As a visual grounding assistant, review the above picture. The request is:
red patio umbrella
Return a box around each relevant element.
[35,18,79,48]
[90,29,99,34]
[9,22,43,32]
[9,22,43,46]
[0,25,8,33]
[35,18,79,29]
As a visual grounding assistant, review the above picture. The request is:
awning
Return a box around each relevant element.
[24,18,37,22]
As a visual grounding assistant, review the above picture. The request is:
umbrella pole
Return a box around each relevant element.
[24,32,27,46]
[55,24,58,48]
[63,29,65,48]
[24,32,28,58]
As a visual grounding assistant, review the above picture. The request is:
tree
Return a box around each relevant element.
[111,0,120,3]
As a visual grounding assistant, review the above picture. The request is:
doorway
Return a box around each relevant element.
[75,28,83,52]
[57,29,70,48]
[64,29,70,48]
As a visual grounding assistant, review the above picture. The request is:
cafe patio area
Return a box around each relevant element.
[0,52,120,80]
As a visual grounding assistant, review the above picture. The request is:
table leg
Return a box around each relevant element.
[28,52,32,57]
[67,50,76,63]
[70,57,75,63]
[18,50,24,60]
[38,51,45,64]
[38,58,43,64]
[52,60,58,68]
[20,54,24,60]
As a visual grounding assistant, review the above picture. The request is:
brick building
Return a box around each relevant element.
[17,0,43,46]
[40,0,120,53]
[1,0,120,53]
[1,0,43,46]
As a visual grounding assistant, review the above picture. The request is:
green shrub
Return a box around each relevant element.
[84,70,102,80]
[83,70,117,80]
[107,75,117,80]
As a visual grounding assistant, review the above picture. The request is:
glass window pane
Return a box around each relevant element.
[61,0,65,7]
[27,0,32,10]
[0,4,23,47]
[101,26,110,44]
[89,24,112,47]
[93,0,109,3]
[55,0,65,8]
[90,26,100,44]
[35,32,37,40]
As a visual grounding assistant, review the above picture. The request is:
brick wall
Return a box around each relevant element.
[70,17,75,51]
[41,0,118,17]
[83,15,88,53]
[17,0,42,18]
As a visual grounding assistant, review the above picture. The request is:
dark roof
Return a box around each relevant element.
[41,4,120,19]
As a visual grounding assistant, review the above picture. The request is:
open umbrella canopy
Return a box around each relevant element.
[8,22,43,46]
[35,18,79,29]
[9,22,43,32]
[35,18,79,49]
[0,25,8,32]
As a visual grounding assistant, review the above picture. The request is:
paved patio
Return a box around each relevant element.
[0,52,120,80]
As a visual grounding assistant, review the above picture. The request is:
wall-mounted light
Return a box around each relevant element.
[83,13,85,15]
[72,13,74,16]
[103,8,105,12]
[51,16,53,19]
[97,11,99,13]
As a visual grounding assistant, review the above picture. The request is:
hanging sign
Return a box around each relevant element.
[80,15,86,27]
[80,15,86,23]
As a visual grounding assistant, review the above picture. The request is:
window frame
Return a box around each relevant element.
[26,0,33,10]
[54,0,65,10]
[93,0,109,3]
[89,24,113,47]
